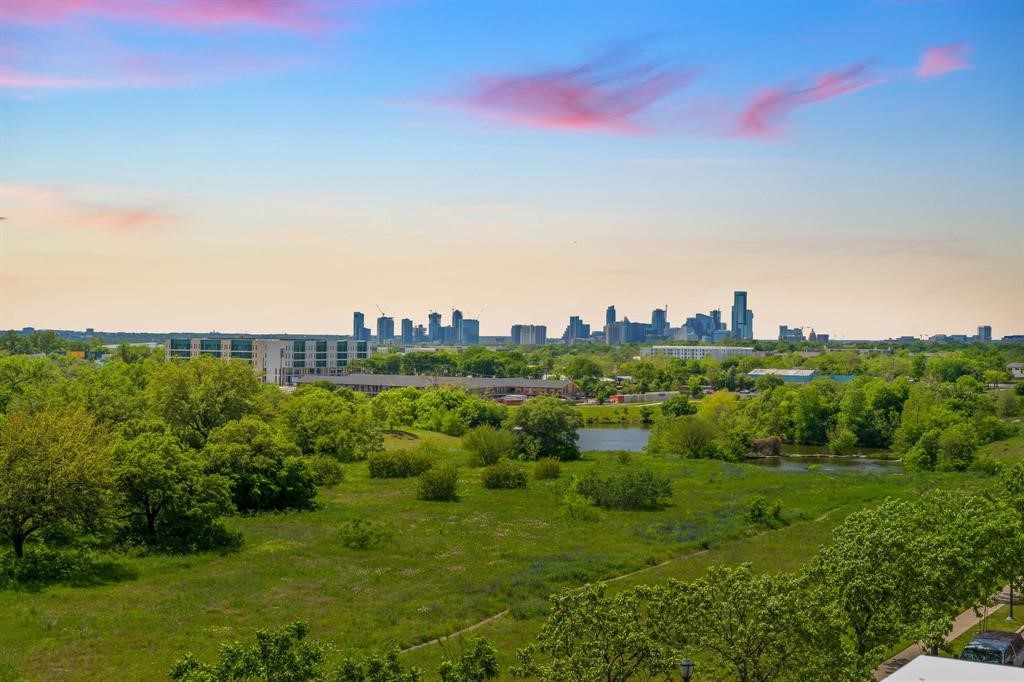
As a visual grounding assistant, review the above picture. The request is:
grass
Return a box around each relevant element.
[977,433,1024,465]
[0,428,997,681]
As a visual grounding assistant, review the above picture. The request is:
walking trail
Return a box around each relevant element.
[874,585,1021,679]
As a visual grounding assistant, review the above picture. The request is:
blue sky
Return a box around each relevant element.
[1,0,1022,338]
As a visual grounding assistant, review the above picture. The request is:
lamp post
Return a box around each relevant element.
[1009,583,1015,621]
[680,658,694,681]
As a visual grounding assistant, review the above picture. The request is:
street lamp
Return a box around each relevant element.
[679,658,694,681]
[1009,583,1016,621]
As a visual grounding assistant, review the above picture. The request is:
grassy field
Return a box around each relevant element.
[977,433,1024,464]
[0,429,1015,681]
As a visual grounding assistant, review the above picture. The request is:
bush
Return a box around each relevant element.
[368,444,436,479]
[534,458,562,480]
[480,460,527,489]
[339,519,390,550]
[463,426,516,467]
[974,415,1017,445]
[560,480,600,521]
[417,462,459,501]
[750,436,781,456]
[828,428,857,456]
[576,469,672,510]
[660,394,696,417]
[507,396,583,461]
[308,456,345,487]
[747,495,782,525]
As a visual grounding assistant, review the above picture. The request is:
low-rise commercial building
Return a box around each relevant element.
[641,345,754,360]
[165,337,370,385]
[748,368,856,383]
[295,373,577,398]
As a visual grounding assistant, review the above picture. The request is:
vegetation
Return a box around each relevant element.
[479,460,527,489]
[575,469,673,510]
[368,444,436,479]
[462,426,515,467]
[532,458,561,480]
[506,397,582,461]
[416,462,460,502]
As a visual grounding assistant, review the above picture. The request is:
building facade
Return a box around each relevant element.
[511,324,547,345]
[731,291,754,341]
[165,337,370,385]
[641,345,754,360]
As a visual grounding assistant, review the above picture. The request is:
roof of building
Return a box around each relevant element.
[1008,362,1024,369]
[882,654,1023,681]
[748,368,818,377]
[296,374,575,390]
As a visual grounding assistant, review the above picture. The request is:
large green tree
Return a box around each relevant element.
[0,409,112,558]
[506,396,582,461]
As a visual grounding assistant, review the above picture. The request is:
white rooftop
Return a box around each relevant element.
[748,368,817,377]
[883,655,1024,681]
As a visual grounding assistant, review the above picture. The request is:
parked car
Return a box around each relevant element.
[959,631,1024,667]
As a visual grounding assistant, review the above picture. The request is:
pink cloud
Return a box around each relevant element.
[0,185,172,234]
[452,49,696,134]
[737,63,879,138]
[0,0,335,33]
[916,43,972,78]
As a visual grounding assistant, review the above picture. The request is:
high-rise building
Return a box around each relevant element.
[779,325,805,342]
[428,312,442,343]
[977,325,992,343]
[511,324,546,345]
[681,309,727,342]
[400,318,414,345]
[731,291,753,341]
[452,309,463,344]
[376,316,395,343]
[353,311,370,342]
[563,315,591,342]
[414,324,428,343]
[604,319,648,345]
[606,305,617,325]
[461,319,480,345]
[651,308,669,338]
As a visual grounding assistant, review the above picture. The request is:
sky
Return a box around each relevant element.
[1,0,1022,340]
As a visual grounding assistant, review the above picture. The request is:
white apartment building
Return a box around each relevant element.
[640,345,754,361]
[165,337,370,385]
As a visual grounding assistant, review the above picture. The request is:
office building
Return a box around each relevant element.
[651,308,669,338]
[414,324,428,343]
[977,325,992,343]
[428,312,442,343]
[165,337,370,385]
[511,324,547,345]
[353,312,370,342]
[563,315,591,343]
[778,325,805,342]
[400,318,414,345]
[451,309,463,344]
[604,319,649,345]
[376,316,395,344]
[808,329,830,343]
[461,319,480,345]
[682,309,727,342]
[641,345,753,361]
[731,291,754,341]
[606,305,616,325]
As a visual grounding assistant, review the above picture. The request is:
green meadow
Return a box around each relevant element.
[0,429,1016,681]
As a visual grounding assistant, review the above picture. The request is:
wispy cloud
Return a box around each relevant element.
[0,185,172,234]
[447,45,696,134]
[736,63,880,138]
[916,43,971,79]
[0,0,335,33]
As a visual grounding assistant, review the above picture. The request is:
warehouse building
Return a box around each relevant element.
[294,373,577,398]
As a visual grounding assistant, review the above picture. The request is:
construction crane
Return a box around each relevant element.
[375,304,387,318]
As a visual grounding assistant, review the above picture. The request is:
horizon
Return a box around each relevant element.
[2,1,1022,339]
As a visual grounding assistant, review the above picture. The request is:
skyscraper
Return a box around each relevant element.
[731,291,753,341]
[376,316,394,343]
[452,309,463,344]
[511,324,546,345]
[606,305,617,325]
[563,315,591,342]
[651,308,669,337]
[977,325,992,343]
[461,319,480,345]
[400,318,414,345]
[428,312,442,343]
[353,311,369,341]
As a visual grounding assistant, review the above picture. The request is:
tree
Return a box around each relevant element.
[0,409,112,558]
[335,647,423,682]
[169,621,327,681]
[147,356,262,448]
[679,565,835,682]
[659,394,695,418]
[462,426,516,467]
[203,417,316,512]
[438,637,500,682]
[0,355,61,413]
[511,582,680,682]
[112,431,234,550]
[280,387,383,462]
[506,397,583,461]
[935,423,978,471]
[647,416,719,459]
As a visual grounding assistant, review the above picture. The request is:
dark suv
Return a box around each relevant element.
[959,631,1024,667]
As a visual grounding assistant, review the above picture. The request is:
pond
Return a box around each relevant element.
[576,427,903,474]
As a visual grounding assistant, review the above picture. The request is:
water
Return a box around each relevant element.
[575,427,903,474]
[577,427,650,452]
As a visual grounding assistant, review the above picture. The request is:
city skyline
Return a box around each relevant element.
[2,1,1022,338]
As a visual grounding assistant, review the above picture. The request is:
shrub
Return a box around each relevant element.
[534,458,562,480]
[560,480,600,521]
[660,394,696,417]
[309,456,345,487]
[974,415,1017,445]
[339,519,390,550]
[438,636,500,682]
[463,426,516,467]
[747,495,782,525]
[480,460,527,489]
[507,396,583,461]
[616,451,632,465]
[417,462,459,501]
[576,469,672,510]
[828,428,857,456]
[367,444,436,479]
[750,436,781,457]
